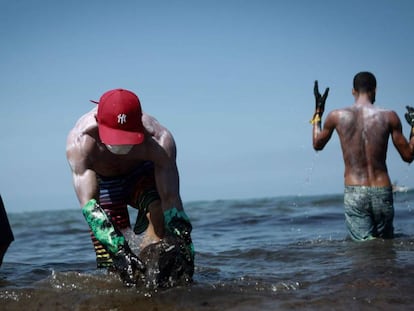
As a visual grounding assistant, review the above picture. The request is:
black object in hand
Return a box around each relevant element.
[314,80,329,115]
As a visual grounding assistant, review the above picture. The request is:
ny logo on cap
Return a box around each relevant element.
[117,114,127,124]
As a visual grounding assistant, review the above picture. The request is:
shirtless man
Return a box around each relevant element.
[66,88,194,286]
[311,72,414,240]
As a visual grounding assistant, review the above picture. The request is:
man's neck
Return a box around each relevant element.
[354,93,373,106]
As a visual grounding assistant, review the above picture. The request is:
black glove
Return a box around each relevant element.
[139,237,183,288]
[314,80,329,115]
[405,106,414,127]
[112,247,146,287]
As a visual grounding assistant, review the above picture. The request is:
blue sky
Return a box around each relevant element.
[1,0,414,212]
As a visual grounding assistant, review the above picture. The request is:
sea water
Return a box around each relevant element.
[1,191,414,310]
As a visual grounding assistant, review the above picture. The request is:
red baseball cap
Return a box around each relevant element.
[94,89,145,145]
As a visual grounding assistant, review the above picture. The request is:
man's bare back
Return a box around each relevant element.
[313,84,413,187]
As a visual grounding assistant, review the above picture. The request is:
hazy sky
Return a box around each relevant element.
[1,0,414,212]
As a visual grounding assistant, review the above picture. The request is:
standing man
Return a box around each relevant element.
[311,72,414,241]
[66,88,194,286]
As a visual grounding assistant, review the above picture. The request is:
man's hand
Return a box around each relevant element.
[405,106,414,127]
[113,247,145,286]
[314,80,329,115]
[82,199,146,286]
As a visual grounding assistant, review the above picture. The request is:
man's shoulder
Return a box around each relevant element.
[69,109,98,134]
[141,117,176,160]
[142,113,172,138]
[67,110,99,153]
[382,109,401,125]
[326,107,349,118]
[142,112,163,128]
[323,107,355,128]
[369,106,399,120]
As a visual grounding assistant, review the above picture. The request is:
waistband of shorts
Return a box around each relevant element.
[344,185,393,192]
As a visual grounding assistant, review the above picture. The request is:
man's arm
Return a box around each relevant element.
[71,168,99,207]
[311,80,334,150]
[405,105,414,147]
[313,111,336,150]
[392,109,414,163]
[66,134,99,206]
[66,131,145,283]
[150,130,183,238]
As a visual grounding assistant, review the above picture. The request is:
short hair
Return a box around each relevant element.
[353,72,377,93]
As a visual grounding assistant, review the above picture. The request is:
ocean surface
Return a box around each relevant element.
[1,191,414,311]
